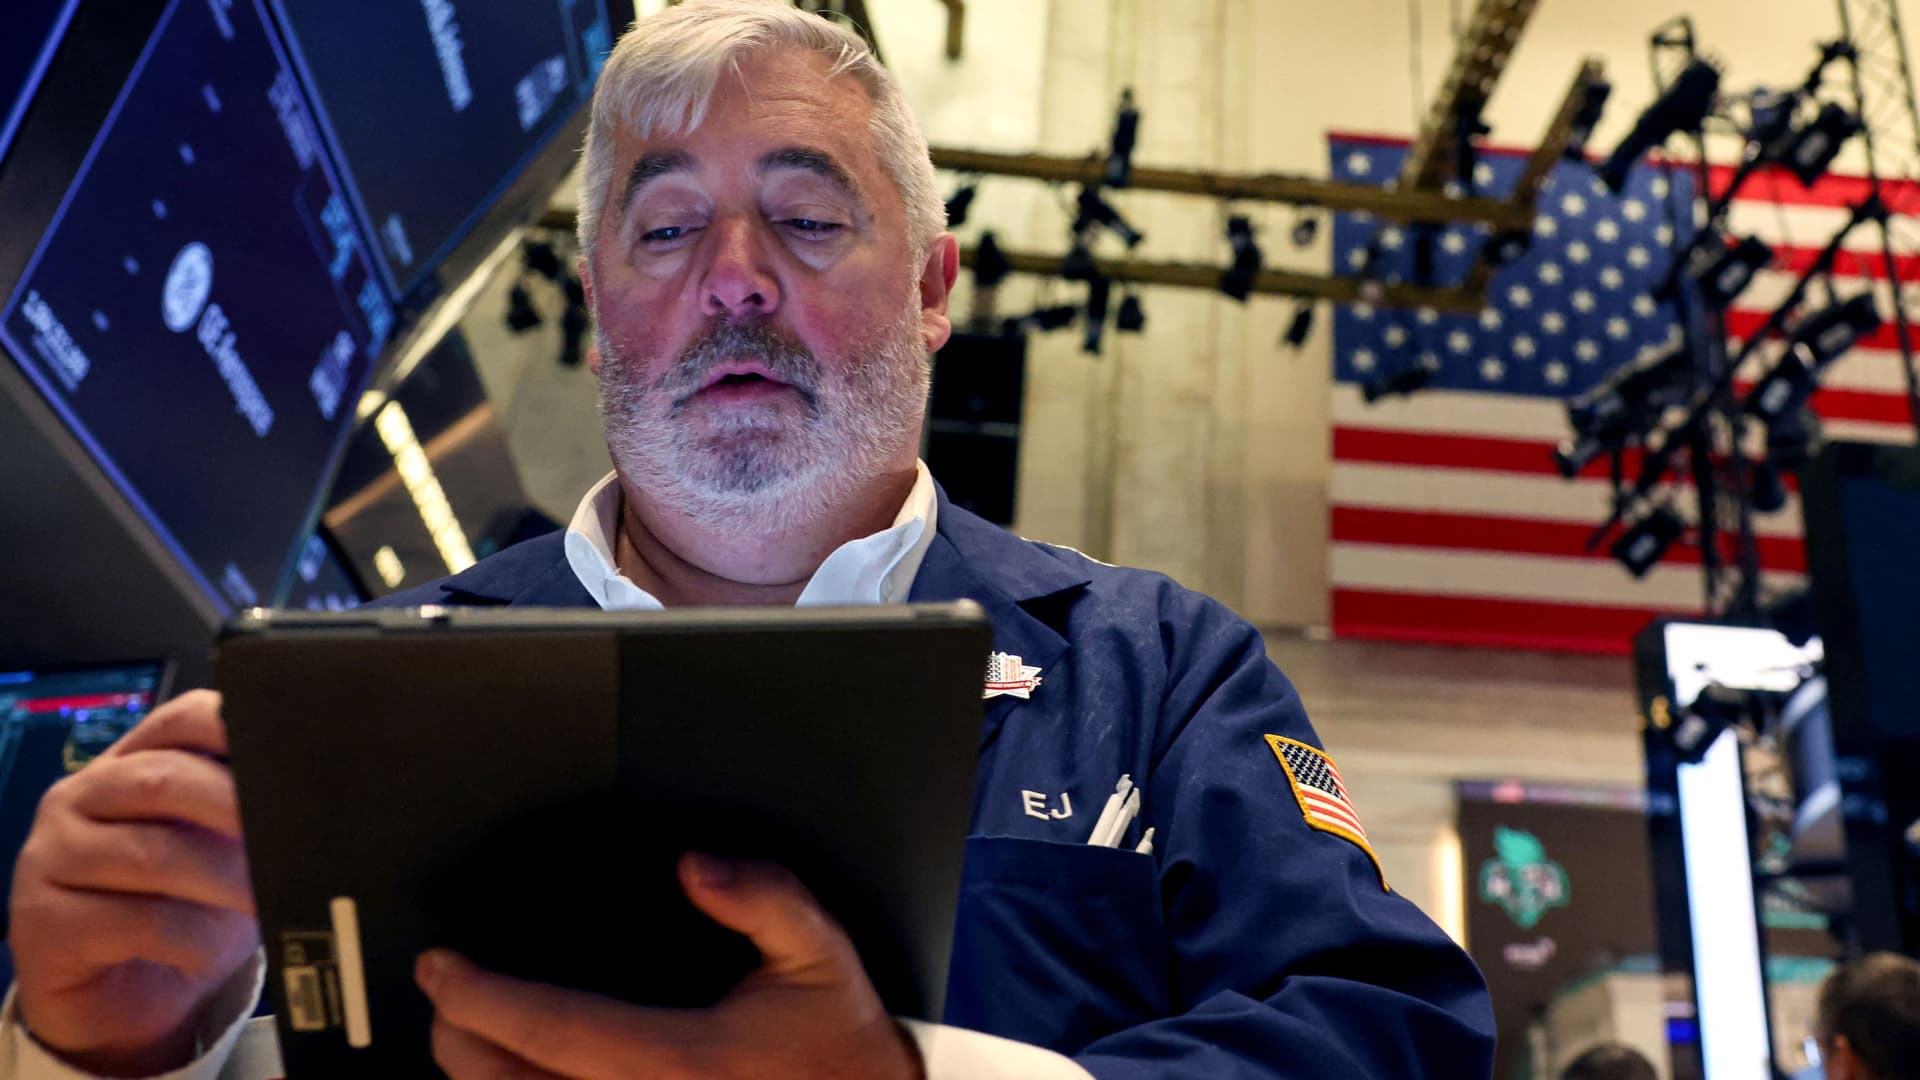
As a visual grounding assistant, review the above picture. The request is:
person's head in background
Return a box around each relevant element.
[1818,951,1920,1080]
[1561,1041,1659,1080]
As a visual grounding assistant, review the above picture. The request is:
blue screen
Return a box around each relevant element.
[0,662,165,944]
[0,0,81,166]
[0,0,395,612]
[270,0,612,300]
[1839,473,1920,738]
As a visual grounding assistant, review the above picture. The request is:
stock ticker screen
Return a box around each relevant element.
[0,0,394,612]
[0,0,80,165]
[270,0,613,299]
[0,663,165,942]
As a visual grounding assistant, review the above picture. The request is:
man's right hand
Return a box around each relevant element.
[9,689,259,1077]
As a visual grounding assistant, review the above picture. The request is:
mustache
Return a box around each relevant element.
[657,318,822,408]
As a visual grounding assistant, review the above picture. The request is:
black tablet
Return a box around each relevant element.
[217,603,992,1078]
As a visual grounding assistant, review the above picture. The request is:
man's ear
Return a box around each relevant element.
[918,233,959,354]
[578,255,601,376]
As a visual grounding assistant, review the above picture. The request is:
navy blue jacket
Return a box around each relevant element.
[374,488,1496,1077]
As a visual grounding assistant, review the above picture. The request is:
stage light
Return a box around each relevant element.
[972,231,1012,289]
[945,181,977,228]
[1771,102,1861,187]
[1220,215,1263,302]
[1564,75,1613,161]
[1611,504,1687,578]
[1361,364,1434,404]
[522,239,563,281]
[1555,343,1693,475]
[1282,300,1315,349]
[1745,86,1796,147]
[1060,240,1098,282]
[505,283,541,333]
[1748,457,1788,514]
[1104,88,1140,188]
[1115,291,1146,333]
[1083,277,1111,356]
[1032,304,1078,331]
[1075,186,1144,248]
[1789,291,1881,365]
[1290,213,1319,249]
[1599,57,1721,192]
[1745,342,1819,427]
[1689,234,1772,308]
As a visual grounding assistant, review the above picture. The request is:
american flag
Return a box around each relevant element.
[1266,734,1370,844]
[1327,133,1918,656]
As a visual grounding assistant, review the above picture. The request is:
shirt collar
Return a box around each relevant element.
[562,462,939,611]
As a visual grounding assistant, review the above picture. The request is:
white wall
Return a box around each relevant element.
[874,0,1908,627]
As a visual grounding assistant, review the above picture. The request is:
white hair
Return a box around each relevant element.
[577,0,945,266]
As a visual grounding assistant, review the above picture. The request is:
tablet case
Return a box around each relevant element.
[217,603,991,1077]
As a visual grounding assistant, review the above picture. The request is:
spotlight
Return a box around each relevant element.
[505,282,541,333]
[1555,344,1693,475]
[1361,364,1434,403]
[1282,300,1315,349]
[1789,291,1882,364]
[1032,304,1079,331]
[1104,88,1140,188]
[1746,86,1796,147]
[1748,457,1788,514]
[1220,215,1263,302]
[1564,75,1614,160]
[1611,504,1687,578]
[972,231,1012,289]
[1075,186,1144,248]
[1599,57,1721,192]
[522,240,563,281]
[945,181,978,228]
[1690,234,1773,308]
[1746,342,1820,427]
[1770,102,1862,187]
[1083,276,1111,356]
[1060,240,1099,282]
[1115,291,1146,333]
[1290,213,1319,249]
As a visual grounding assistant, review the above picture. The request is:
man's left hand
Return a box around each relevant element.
[416,852,925,1080]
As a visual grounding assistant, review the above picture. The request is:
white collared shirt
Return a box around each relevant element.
[562,461,939,609]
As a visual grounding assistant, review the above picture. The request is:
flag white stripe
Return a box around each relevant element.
[1332,385,1567,438]
[1329,543,1803,608]
[1302,792,1368,837]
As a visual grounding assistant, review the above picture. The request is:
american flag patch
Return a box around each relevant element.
[1265,734,1387,890]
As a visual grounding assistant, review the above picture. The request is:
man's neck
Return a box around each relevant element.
[612,465,919,607]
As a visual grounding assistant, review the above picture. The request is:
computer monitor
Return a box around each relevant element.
[0,660,168,948]
[268,0,622,302]
[0,0,396,614]
[0,0,80,167]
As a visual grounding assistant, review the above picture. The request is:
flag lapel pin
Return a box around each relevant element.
[984,652,1043,700]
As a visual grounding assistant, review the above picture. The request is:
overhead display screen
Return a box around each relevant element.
[0,0,395,612]
[270,0,614,300]
[0,0,82,165]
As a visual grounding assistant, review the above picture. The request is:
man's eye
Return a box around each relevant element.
[640,225,695,244]
[781,219,843,237]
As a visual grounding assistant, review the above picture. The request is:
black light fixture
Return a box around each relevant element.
[1082,276,1111,356]
[972,231,1012,289]
[1599,57,1721,192]
[1103,88,1140,188]
[1074,186,1145,248]
[1745,341,1821,427]
[522,239,564,281]
[1610,503,1687,578]
[505,282,542,333]
[1689,234,1773,308]
[1282,300,1315,349]
[1290,213,1319,249]
[1115,290,1147,333]
[1220,214,1263,302]
[1000,304,1079,337]
[1789,291,1882,364]
[1361,364,1434,404]
[945,180,978,228]
[559,273,589,367]
[1554,344,1693,476]
[1770,102,1862,186]
[1746,86,1796,147]
[1060,239,1098,282]
[1564,75,1614,161]
[1747,456,1789,514]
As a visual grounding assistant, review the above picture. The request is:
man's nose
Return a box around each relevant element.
[702,216,780,319]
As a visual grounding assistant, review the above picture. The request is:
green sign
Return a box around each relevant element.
[1478,826,1570,929]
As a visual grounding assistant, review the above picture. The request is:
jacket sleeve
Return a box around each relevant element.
[1072,587,1496,1079]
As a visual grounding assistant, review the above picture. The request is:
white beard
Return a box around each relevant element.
[596,300,928,534]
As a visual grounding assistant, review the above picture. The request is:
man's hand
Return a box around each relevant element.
[9,689,260,1077]
[418,852,924,1080]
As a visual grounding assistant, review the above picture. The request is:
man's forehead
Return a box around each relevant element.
[614,47,873,157]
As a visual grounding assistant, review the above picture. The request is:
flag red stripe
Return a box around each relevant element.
[1302,792,1368,837]
[1331,427,1821,492]
[1707,164,1920,212]
[1768,244,1920,282]
[1726,308,1920,357]
[1332,506,1808,572]
[1331,588,1689,655]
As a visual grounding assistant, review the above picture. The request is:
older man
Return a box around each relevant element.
[3,2,1495,1077]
